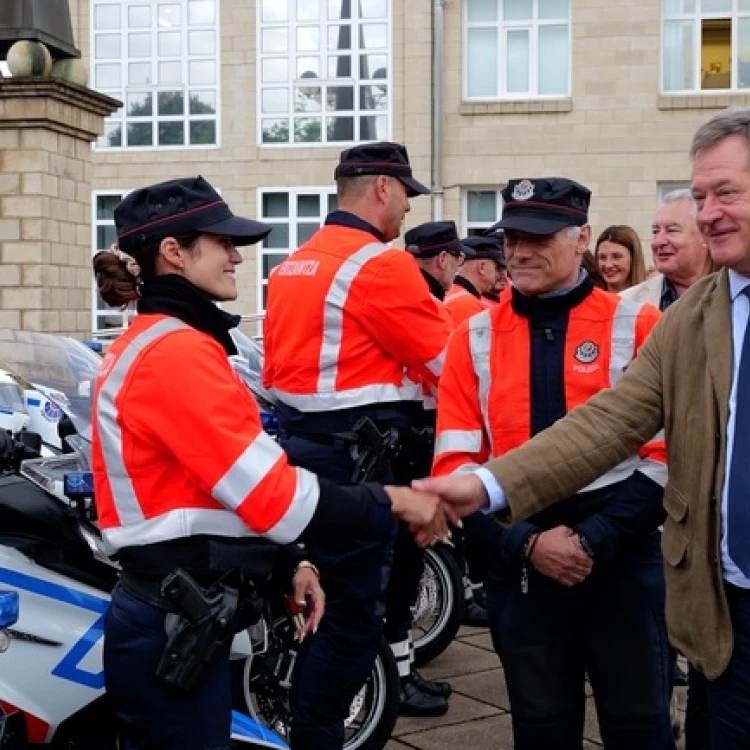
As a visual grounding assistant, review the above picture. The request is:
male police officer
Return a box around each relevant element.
[263,143,452,745]
[430,178,674,750]
[444,235,507,326]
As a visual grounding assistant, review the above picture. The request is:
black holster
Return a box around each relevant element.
[346,417,403,483]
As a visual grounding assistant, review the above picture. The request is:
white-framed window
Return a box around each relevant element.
[91,0,220,149]
[92,191,138,334]
[464,0,571,99]
[657,181,691,201]
[257,0,391,145]
[464,189,504,235]
[662,0,750,92]
[257,188,338,310]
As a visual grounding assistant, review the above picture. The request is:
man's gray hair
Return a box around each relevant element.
[660,188,697,217]
[691,106,750,159]
[565,226,582,240]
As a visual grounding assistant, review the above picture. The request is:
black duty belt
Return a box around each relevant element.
[119,570,182,613]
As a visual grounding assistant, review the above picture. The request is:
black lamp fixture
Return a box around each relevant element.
[0,0,80,60]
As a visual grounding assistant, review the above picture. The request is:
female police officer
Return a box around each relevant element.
[91,176,442,749]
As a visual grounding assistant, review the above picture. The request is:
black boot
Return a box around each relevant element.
[411,669,452,698]
[398,676,450,717]
[462,598,490,628]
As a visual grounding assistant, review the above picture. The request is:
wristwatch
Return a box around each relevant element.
[578,534,595,560]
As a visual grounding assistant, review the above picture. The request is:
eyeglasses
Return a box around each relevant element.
[447,250,466,267]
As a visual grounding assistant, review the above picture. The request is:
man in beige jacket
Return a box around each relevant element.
[418,106,750,748]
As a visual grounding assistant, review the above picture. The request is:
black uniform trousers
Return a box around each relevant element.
[282,434,396,750]
[485,532,675,750]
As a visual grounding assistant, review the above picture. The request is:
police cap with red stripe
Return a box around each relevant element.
[493,177,591,236]
[405,220,475,259]
[115,175,272,251]
[334,141,430,198]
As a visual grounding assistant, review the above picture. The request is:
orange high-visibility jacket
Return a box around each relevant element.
[263,224,452,413]
[444,282,484,327]
[433,290,667,491]
[92,315,319,553]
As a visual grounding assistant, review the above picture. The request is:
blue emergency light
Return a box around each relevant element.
[0,590,19,629]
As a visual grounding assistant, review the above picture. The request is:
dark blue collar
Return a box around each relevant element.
[660,276,679,311]
[325,210,386,243]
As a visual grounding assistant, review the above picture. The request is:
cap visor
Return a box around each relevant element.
[458,242,477,258]
[200,215,273,246]
[495,215,571,236]
[399,176,431,198]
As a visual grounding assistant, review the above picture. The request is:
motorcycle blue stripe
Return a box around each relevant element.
[231,711,288,748]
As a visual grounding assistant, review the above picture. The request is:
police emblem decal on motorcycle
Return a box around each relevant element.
[574,341,599,364]
[512,180,535,201]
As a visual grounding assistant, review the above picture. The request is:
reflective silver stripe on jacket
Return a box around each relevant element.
[434,429,483,456]
[318,241,389,393]
[468,311,494,454]
[609,299,641,386]
[97,318,190,525]
[271,381,422,412]
[425,344,448,378]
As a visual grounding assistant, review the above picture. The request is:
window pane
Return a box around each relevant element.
[262,0,288,22]
[506,30,530,93]
[189,60,215,84]
[127,92,153,116]
[701,0,731,11]
[360,53,387,78]
[739,18,750,88]
[264,225,291,248]
[96,62,121,88]
[327,116,354,140]
[664,0,696,11]
[328,194,339,213]
[262,28,288,53]
[263,253,288,276]
[467,28,498,96]
[159,31,182,56]
[741,0,750,10]
[95,33,121,59]
[359,85,387,110]
[263,193,290,218]
[189,120,216,144]
[663,20,694,90]
[102,122,123,147]
[158,4,181,26]
[189,29,215,54]
[328,54,352,76]
[263,88,290,113]
[262,58,289,83]
[327,85,354,110]
[97,194,121,220]
[158,122,184,145]
[467,192,498,223]
[188,0,216,24]
[158,90,184,114]
[360,24,387,49]
[298,194,322,217]
[297,56,321,76]
[538,25,569,94]
[95,5,121,29]
[503,0,532,21]
[189,90,216,113]
[297,0,320,21]
[297,222,319,244]
[701,19,730,89]
[129,5,151,27]
[539,0,569,19]
[298,26,320,51]
[329,25,352,50]
[359,115,386,140]
[467,0,497,23]
[328,0,351,19]
[159,60,182,83]
[262,119,291,143]
[360,0,387,18]
[129,32,152,57]
[129,62,151,84]
[295,86,322,112]
[294,118,323,142]
[127,122,153,146]
[97,224,118,250]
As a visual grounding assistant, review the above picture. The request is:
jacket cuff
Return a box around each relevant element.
[573,516,617,562]
[499,520,539,565]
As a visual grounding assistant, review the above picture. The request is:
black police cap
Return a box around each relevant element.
[405,220,474,259]
[462,235,506,266]
[115,176,272,252]
[334,141,430,198]
[496,177,591,236]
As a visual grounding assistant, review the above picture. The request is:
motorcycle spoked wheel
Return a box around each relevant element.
[234,616,399,750]
[411,543,465,667]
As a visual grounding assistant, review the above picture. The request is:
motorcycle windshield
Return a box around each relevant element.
[0,329,100,442]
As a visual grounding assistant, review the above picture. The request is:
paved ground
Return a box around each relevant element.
[386,625,687,749]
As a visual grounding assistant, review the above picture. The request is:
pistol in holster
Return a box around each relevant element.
[155,569,261,694]
[346,417,402,484]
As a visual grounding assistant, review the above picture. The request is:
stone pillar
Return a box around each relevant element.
[0,78,118,336]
